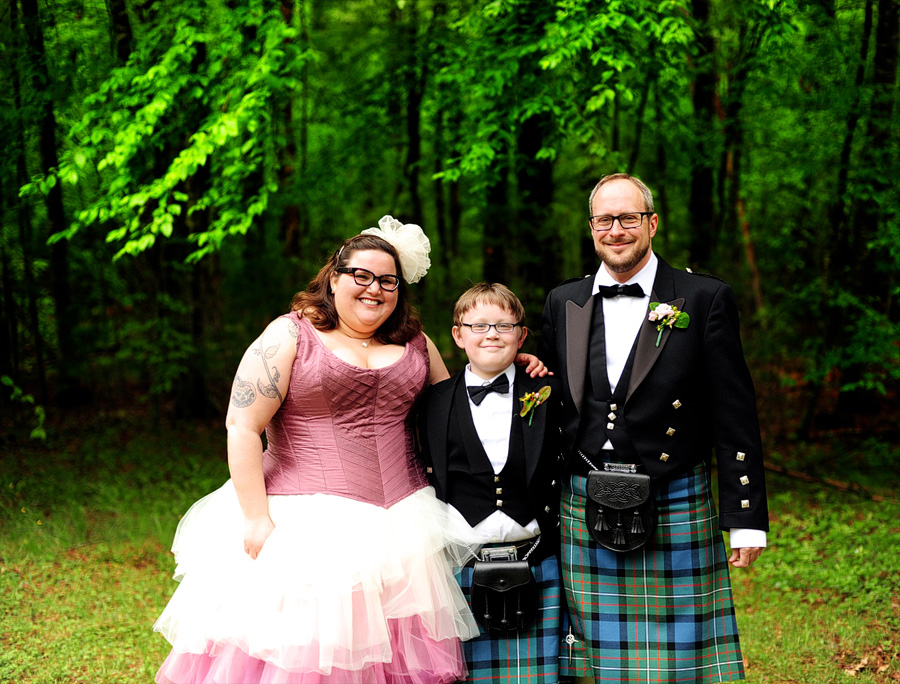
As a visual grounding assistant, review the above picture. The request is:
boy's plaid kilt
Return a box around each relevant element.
[560,462,746,683]
[457,553,563,683]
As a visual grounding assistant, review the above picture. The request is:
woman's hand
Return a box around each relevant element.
[243,515,275,560]
[515,353,552,378]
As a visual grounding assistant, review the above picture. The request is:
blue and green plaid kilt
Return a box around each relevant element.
[457,553,563,683]
[560,462,745,683]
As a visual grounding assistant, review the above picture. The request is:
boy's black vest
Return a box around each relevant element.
[445,381,531,527]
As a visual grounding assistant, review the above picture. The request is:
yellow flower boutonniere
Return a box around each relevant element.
[519,386,552,426]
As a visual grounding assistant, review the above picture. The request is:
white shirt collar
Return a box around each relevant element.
[592,251,658,297]
[464,363,516,390]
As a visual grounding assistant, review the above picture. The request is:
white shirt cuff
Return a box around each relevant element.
[729,528,767,548]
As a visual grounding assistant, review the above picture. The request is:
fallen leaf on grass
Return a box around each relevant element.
[844,656,869,676]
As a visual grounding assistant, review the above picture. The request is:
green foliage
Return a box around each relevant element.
[1,376,46,441]
[3,0,898,433]
[21,0,312,262]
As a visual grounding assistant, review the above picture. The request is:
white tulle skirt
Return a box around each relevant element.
[154,481,481,684]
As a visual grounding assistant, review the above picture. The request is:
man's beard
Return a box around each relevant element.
[596,240,649,274]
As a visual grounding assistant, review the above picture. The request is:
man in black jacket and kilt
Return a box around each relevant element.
[540,173,769,683]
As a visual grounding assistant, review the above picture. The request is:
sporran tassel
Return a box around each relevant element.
[631,510,644,535]
[613,511,625,545]
[594,506,609,533]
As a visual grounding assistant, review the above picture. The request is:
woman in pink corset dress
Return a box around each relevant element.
[153,217,543,684]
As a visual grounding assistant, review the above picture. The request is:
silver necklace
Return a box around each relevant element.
[337,324,375,348]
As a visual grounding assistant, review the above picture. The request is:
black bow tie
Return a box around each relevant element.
[467,374,510,406]
[597,283,644,298]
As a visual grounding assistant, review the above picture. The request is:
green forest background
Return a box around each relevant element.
[1,0,899,682]
[3,0,899,430]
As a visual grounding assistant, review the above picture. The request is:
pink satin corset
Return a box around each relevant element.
[262,314,430,508]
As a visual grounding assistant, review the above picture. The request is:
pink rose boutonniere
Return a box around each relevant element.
[519,386,551,426]
[648,302,690,347]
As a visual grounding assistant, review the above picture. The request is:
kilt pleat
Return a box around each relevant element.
[560,462,745,683]
[457,553,564,683]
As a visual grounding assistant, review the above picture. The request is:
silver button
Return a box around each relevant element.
[659,453,670,462]
[551,480,556,486]
[741,499,750,509]
[544,505,551,513]
[607,422,615,430]
[740,476,749,486]
[736,452,746,461]
[608,412,616,421]
[609,403,618,411]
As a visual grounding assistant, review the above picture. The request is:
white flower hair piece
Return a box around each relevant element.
[361,215,431,284]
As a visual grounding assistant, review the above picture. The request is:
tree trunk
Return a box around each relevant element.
[404,0,425,226]
[105,0,134,63]
[826,0,873,291]
[687,0,717,270]
[516,113,557,316]
[20,0,77,405]
[856,0,898,305]
[483,160,510,283]
[279,0,301,257]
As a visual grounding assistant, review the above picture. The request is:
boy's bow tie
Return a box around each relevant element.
[467,375,510,405]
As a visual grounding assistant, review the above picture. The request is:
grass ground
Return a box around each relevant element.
[1,411,898,683]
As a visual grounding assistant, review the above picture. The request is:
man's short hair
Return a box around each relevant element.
[588,173,655,214]
[453,282,526,328]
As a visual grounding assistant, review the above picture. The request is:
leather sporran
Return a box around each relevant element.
[585,465,656,553]
[470,553,538,632]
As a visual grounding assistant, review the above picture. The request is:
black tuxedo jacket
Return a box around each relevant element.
[417,367,563,544]
[539,256,768,531]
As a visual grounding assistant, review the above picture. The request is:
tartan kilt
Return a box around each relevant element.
[457,553,564,683]
[560,462,745,683]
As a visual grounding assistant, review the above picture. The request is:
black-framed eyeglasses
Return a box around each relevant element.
[336,267,401,291]
[589,212,654,231]
[460,322,522,334]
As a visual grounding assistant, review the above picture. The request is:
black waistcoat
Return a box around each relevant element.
[445,379,531,527]
[574,293,640,467]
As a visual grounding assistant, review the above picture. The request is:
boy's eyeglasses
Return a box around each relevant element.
[460,322,522,334]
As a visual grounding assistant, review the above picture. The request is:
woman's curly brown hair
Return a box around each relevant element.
[291,235,423,345]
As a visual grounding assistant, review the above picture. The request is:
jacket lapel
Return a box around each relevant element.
[453,379,494,474]
[564,278,594,415]
[424,375,459,494]
[627,257,681,402]
[515,369,546,486]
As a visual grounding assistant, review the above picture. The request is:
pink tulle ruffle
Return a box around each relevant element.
[156,614,467,684]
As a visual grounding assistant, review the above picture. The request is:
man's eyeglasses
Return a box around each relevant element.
[336,267,401,291]
[589,212,654,231]
[460,322,522,334]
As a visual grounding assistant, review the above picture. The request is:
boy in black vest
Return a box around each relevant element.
[418,282,564,683]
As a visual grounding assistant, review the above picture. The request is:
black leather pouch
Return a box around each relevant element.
[471,558,538,632]
[585,466,656,553]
